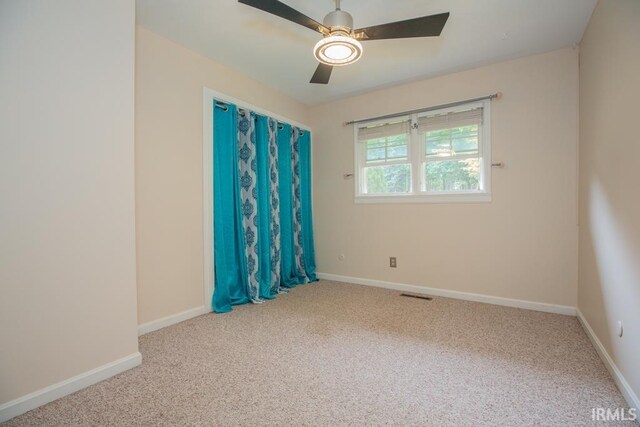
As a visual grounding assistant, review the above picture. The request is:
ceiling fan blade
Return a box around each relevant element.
[354,12,449,40]
[238,0,329,34]
[310,63,333,84]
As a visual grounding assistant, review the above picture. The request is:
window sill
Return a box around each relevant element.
[354,192,492,204]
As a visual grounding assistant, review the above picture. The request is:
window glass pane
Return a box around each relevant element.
[424,158,480,192]
[366,139,385,149]
[426,125,478,158]
[451,125,479,153]
[426,131,453,156]
[387,144,407,160]
[366,146,386,162]
[365,134,408,163]
[365,164,411,194]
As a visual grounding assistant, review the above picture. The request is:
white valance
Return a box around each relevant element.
[418,108,483,132]
[357,120,410,142]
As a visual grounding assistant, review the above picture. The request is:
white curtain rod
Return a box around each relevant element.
[344,92,502,126]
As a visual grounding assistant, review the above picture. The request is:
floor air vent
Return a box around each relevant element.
[400,293,433,301]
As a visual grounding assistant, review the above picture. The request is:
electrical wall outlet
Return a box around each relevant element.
[390,257,397,268]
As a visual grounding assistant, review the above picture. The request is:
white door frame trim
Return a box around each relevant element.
[202,87,312,311]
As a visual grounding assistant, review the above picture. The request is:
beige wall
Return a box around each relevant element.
[310,48,579,307]
[135,27,310,325]
[0,1,138,404]
[578,0,640,402]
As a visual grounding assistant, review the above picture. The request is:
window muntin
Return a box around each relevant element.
[354,101,490,203]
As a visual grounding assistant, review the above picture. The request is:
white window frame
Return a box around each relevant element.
[354,100,491,204]
[355,115,413,195]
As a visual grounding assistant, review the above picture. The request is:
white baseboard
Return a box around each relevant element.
[138,305,210,336]
[0,352,142,423]
[1,303,211,422]
[577,309,639,410]
[316,272,576,316]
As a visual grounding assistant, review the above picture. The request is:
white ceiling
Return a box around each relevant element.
[136,0,596,105]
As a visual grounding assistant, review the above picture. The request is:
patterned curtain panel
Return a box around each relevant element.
[212,101,317,313]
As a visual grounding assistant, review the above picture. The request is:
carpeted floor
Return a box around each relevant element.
[5,281,636,426]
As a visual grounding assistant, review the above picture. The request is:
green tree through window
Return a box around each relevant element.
[365,164,411,193]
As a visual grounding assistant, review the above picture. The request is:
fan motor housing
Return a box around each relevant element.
[323,9,354,32]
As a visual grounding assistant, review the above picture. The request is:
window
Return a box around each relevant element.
[354,100,491,203]
[358,119,411,194]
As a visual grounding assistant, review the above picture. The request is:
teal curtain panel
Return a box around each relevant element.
[212,101,317,313]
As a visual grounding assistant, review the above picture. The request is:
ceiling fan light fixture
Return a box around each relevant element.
[313,33,362,66]
[238,0,449,84]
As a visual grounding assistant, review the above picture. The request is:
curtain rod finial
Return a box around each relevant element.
[495,92,503,99]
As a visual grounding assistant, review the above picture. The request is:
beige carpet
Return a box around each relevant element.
[5,281,636,426]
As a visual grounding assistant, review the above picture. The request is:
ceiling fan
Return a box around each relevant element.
[238,0,450,84]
